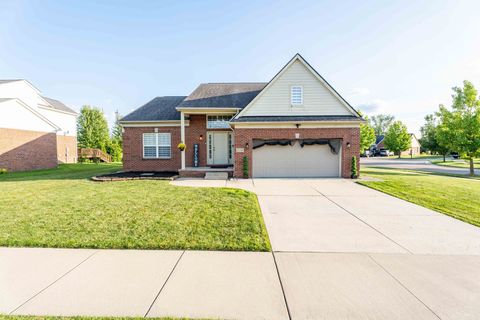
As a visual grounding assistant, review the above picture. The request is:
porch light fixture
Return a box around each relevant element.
[245,142,249,149]
[295,123,300,128]
[346,142,351,149]
[199,134,203,141]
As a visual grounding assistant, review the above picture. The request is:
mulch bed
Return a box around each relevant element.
[92,171,178,182]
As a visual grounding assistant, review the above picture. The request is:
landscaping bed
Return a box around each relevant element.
[0,164,271,251]
[92,171,178,181]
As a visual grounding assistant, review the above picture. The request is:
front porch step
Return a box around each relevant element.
[204,172,229,180]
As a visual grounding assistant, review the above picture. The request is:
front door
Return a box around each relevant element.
[208,132,231,165]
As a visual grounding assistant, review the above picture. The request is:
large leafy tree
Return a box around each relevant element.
[371,114,395,136]
[77,105,110,152]
[359,112,376,153]
[436,80,480,176]
[384,120,411,158]
[419,114,449,161]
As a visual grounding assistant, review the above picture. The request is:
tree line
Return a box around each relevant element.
[77,106,123,162]
[359,80,480,176]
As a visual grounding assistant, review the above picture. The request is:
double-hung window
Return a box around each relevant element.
[291,86,303,106]
[143,133,171,159]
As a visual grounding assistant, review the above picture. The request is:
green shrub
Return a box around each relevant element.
[243,156,249,178]
[351,156,358,178]
[106,140,123,162]
[0,168,8,174]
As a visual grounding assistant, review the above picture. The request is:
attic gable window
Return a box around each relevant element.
[291,86,303,106]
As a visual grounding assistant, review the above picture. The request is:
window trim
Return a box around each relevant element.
[291,85,304,106]
[143,132,171,159]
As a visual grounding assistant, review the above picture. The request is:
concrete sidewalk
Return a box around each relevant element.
[2,247,480,319]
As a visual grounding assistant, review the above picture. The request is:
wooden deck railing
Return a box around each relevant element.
[78,148,112,163]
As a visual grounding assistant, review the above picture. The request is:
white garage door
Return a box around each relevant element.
[253,143,340,178]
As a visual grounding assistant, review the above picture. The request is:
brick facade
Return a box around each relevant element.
[0,128,58,172]
[122,126,182,172]
[233,127,360,178]
[184,115,207,167]
[122,115,232,172]
[122,117,360,178]
[56,135,78,164]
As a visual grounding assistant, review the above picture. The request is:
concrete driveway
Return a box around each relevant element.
[172,178,480,319]
[361,157,480,175]
[174,178,480,255]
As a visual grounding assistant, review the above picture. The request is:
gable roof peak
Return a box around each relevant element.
[234,53,363,120]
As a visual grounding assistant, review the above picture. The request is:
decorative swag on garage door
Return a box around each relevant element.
[252,139,342,155]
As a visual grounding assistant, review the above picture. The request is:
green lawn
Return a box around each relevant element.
[432,158,480,169]
[384,154,444,160]
[359,167,480,227]
[0,164,270,251]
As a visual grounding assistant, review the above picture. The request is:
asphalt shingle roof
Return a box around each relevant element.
[375,135,385,145]
[121,96,187,121]
[177,83,267,109]
[42,96,77,114]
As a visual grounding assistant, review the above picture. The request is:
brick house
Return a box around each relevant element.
[0,80,77,172]
[120,54,363,178]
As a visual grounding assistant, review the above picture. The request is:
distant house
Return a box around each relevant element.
[401,133,421,157]
[0,80,77,172]
[371,133,421,157]
[374,135,385,149]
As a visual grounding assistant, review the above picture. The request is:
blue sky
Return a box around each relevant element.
[2,0,480,135]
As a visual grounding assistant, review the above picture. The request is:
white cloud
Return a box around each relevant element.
[355,99,389,114]
[351,87,370,96]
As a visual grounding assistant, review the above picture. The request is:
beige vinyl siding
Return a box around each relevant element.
[411,135,421,148]
[242,60,353,117]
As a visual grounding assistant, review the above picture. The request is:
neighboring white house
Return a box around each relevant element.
[0,79,78,171]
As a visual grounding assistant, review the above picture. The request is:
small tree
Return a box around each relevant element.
[111,110,123,147]
[371,114,395,136]
[77,106,110,152]
[106,140,122,162]
[384,121,411,158]
[107,111,123,162]
[359,112,376,154]
[419,114,449,161]
[436,80,480,176]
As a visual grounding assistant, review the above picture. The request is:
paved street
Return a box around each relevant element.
[361,157,480,175]
[2,179,480,319]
